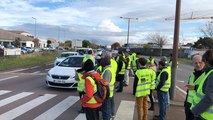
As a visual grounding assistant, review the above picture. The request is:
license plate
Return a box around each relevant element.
[54,80,65,83]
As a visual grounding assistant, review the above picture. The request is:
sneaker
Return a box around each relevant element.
[111,115,115,118]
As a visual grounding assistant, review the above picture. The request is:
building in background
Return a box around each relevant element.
[72,39,82,49]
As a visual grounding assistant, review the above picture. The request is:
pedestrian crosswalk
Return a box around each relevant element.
[0,90,137,120]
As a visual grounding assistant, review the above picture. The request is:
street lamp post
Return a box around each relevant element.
[120,17,138,48]
[32,17,37,38]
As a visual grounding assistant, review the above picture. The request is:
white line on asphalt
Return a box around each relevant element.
[74,113,86,120]
[176,86,187,95]
[0,94,56,120]
[0,90,11,96]
[114,100,135,120]
[3,69,28,73]
[34,96,79,120]
[33,71,40,74]
[0,92,33,107]
[0,76,19,82]
[30,66,40,69]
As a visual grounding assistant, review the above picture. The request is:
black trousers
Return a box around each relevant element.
[85,107,100,120]
[184,102,194,120]
[148,90,154,108]
[116,74,124,91]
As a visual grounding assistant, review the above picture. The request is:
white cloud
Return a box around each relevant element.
[97,20,122,32]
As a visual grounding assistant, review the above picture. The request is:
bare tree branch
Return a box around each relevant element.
[146,33,168,48]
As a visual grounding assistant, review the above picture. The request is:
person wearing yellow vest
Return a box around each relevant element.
[133,58,152,120]
[76,68,86,113]
[183,55,205,120]
[147,58,157,111]
[132,52,143,74]
[190,50,213,120]
[100,55,113,120]
[116,55,126,92]
[124,51,131,86]
[81,59,102,120]
[82,50,95,68]
[154,60,171,120]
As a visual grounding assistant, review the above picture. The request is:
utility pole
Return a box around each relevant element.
[171,0,181,100]
[32,17,37,38]
[120,17,138,48]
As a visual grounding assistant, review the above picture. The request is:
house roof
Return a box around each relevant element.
[0,29,34,41]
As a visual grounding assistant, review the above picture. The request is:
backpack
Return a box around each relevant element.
[93,78,110,103]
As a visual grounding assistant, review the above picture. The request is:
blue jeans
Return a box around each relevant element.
[101,98,111,120]
[110,96,115,116]
[157,90,168,120]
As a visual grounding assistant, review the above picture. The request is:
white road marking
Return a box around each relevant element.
[74,113,86,120]
[45,69,50,71]
[0,76,19,82]
[2,68,28,73]
[33,71,40,74]
[176,85,187,95]
[114,100,135,120]
[0,92,33,107]
[34,96,79,120]
[30,66,40,69]
[0,90,11,96]
[0,94,56,120]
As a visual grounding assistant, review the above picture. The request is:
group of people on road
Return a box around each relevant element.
[75,48,213,120]
[184,49,213,120]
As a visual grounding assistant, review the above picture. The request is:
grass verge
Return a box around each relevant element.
[0,51,60,71]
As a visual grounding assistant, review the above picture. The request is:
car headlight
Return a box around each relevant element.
[47,72,51,77]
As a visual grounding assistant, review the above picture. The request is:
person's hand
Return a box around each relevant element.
[184,84,195,90]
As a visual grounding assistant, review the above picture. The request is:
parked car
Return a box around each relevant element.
[46,55,84,88]
[54,52,79,66]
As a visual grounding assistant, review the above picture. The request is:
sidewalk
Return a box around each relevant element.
[151,87,186,120]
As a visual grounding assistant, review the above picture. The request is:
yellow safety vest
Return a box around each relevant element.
[187,72,205,104]
[149,68,156,90]
[85,76,98,104]
[132,57,139,72]
[83,56,94,63]
[135,69,152,97]
[190,70,213,120]
[101,66,114,97]
[77,72,85,92]
[118,61,125,75]
[126,56,131,70]
[156,67,171,92]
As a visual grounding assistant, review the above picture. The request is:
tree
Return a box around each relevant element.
[47,40,51,48]
[12,37,21,47]
[82,40,91,47]
[200,22,213,38]
[193,37,213,49]
[33,38,40,48]
[111,42,121,50]
[146,33,168,56]
[64,40,72,48]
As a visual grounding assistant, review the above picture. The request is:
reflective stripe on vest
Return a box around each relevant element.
[101,66,114,97]
[190,69,213,120]
[118,61,125,75]
[187,72,205,103]
[135,69,151,97]
[156,67,171,92]
[85,76,98,104]
[77,72,85,92]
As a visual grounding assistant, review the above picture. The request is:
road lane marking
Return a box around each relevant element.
[0,94,56,120]
[74,113,86,120]
[176,85,187,95]
[0,90,11,96]
[3,69,28,73]
[33,71,40,74]
[34,96,79,120]
[0,76,19,82]
[30,66,40,69]
[114,100,135,120]
[0,92,33,107]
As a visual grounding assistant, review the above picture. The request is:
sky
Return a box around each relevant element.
[1,0,213,45]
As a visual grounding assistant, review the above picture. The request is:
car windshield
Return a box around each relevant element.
[60,53,75,57]
[58,57,83,67]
